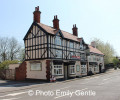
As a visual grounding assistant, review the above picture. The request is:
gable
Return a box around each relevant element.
[23,22,48,40]
[55,30,64,38]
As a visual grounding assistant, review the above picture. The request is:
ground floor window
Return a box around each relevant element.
[69,65,75,74]
[89,65,92,71]
[54,65,63,75]
[94,65,98,72]
[81,65,86,74]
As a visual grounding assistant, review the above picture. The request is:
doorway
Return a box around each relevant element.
[99,64,102,73]
[64,65,68,80]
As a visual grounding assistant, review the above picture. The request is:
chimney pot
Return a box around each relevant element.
[33,6,41,23]
[72,24,78,36]
[53,15,59,30]
[91,41,96,48]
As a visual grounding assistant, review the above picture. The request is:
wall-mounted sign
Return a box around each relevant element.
[72,56,80,59]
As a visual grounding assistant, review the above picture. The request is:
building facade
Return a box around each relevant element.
[24,6,89,81]
[23,6,104,81]
[87,42,104,74]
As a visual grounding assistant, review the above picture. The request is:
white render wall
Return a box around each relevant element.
[26,60,47,80]
[87,54,104,74]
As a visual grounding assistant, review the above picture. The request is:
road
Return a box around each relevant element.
[0,69,120,100]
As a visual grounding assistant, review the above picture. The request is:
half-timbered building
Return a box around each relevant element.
[24,6,89,81]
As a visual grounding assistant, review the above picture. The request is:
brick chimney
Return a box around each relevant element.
[33,6,41,23]
[91,41,96,48]
[72,24,78,36]
[53,15,59,30]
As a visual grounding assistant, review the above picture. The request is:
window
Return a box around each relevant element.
[81,65,86,73]
[30,63,42,71]
[100,57,103,61]
[94,65,98,72]
[76,65,80,72]
[55,36,61,45]
[54,65,63,75]
[93,55,96,61]
[56,50,62,58]
[70,52,74,58]
[80,44,83,50]
[81,53,86,60]
[70,42,73,48]
[88,56,91,61]
[70,65,75,74]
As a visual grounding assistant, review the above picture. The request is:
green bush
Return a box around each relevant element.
[0,60,20,69]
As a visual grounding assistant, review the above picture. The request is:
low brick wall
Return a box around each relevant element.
[15,61,27,81]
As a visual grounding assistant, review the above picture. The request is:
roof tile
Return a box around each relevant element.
[89,45,104,55]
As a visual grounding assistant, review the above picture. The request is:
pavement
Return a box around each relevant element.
[0,68,120,100]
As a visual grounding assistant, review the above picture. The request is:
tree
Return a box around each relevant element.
[90,38,116,65]
[0,37,24,62]
[8,37,21,61]
[0,60,20,69]
[112,57,119,66]
[18,48,25,62]
[0,37,9,61]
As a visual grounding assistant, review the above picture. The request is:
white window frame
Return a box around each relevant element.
[70,42,73,48]
[94,65,98,72]
[69,65,75,74]
[81,65,86,74]
[56,50,62,58]
[55,36,61,45]
[53,65,63,75]
[80,44,83,50]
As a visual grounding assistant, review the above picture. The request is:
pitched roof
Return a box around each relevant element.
[37,23,81,42]
[89,45,104,55]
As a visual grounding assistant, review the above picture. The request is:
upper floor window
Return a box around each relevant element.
[100,57,103,61]
[88,56,91,61]
[55,36,61,45]
[70,42,73,48]
[56,50,62,58]
[93,55,96,61]
[80,44,84,50]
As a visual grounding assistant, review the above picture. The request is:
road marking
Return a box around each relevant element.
[0,92,27,98]
[1,97,21,100]
[54,88,88,99]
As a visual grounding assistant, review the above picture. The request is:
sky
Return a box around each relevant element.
[0,0,120,56]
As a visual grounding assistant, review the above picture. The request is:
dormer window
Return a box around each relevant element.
[55,36,61,45]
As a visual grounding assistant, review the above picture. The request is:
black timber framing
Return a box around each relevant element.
[24,22,88,61]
